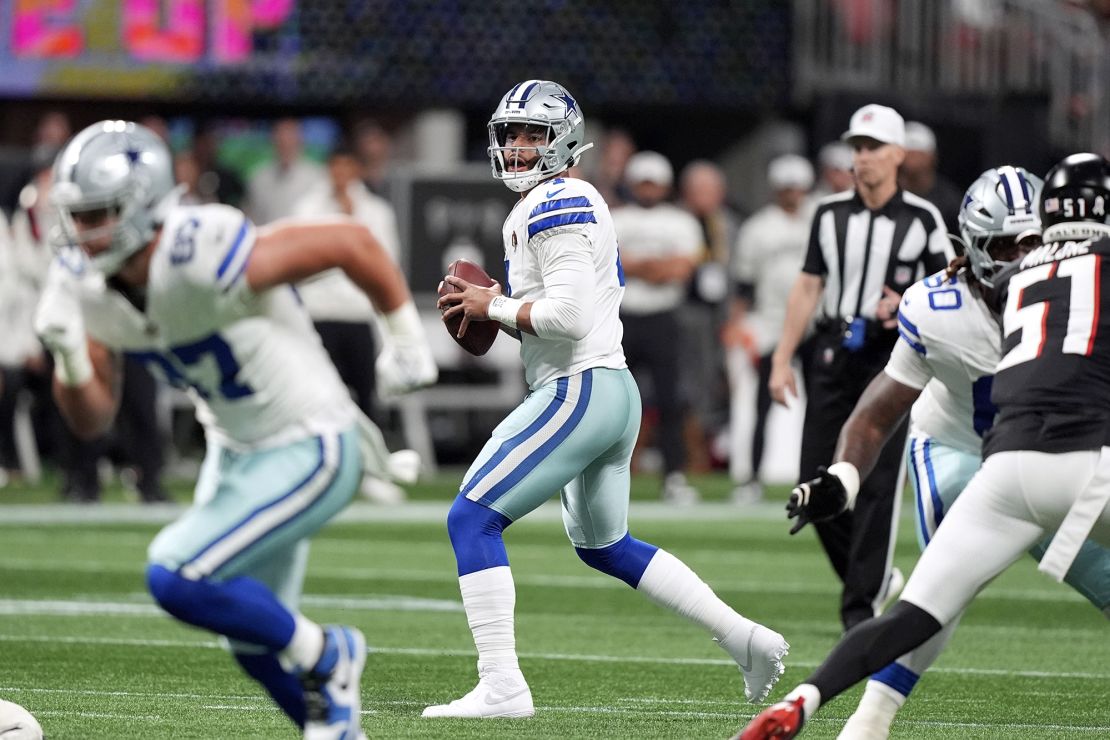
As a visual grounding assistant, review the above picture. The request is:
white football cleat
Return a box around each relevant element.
[422,668,534,718]
[301,625,367,740]
[717,623,790,703]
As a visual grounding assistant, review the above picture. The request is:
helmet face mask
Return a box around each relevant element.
[487,80,593,192]
[958,165,1043,288]
[51,120,177,276]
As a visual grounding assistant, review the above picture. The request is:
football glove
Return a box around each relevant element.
[33,275,93,387]
[375,301,438,398]
[786,461,860,535]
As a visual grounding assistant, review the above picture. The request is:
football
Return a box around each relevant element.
[438,259,500,356]
[0,700,43,740]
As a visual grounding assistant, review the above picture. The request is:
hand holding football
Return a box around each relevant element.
[437,259,500,356]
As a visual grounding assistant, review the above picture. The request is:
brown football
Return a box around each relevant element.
[438,258,500,356]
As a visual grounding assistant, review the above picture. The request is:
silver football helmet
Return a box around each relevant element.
[957,165,1043,287]
[51,120,178,275]
[487,80,594,193]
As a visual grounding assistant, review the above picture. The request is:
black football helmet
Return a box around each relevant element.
[1040,152,1110,242]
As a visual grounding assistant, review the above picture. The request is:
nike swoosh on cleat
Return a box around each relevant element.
[484,687,528,704]
[738,625,758,672]
[546,187,566,198]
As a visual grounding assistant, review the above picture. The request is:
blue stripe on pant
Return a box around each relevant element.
[148,428,363,582]
[462,371,593,508]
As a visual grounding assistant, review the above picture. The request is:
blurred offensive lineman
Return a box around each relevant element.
[35,121,437,740]
[768,166,1110,739]
[739,153,1110,739]
[426,80,789,719]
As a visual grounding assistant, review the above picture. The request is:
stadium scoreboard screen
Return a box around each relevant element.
[0,1,790,107]
[2,0,294,98]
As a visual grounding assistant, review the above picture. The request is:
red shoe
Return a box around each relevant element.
[733,696,805,739]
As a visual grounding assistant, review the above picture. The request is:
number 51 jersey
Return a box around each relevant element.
[987,235,1110,456]
[47,203,356,450]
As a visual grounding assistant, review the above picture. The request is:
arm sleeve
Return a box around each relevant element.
[527,231,596,340]
[801,208,827,276]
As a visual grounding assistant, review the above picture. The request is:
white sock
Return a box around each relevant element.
[635,549,750,640]
[459,566,519,673]
[850,679,905,723]
[785,683,822,721]
[278,613,324,673]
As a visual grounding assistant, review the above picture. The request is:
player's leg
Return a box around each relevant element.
[146,428,365,737]
[841,437,980,739]
[739,450,1094,739]
[562,368,788,703]
[229,540,311,728]
[1029,538,1110,618]
[425,370,615,718]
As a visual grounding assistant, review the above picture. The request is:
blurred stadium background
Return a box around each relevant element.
[5,0,1110,490]
[1,2,1110,737]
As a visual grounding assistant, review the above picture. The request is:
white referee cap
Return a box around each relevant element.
[842,104,905,147]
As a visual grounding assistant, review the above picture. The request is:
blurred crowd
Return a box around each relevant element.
[0,109,966,504]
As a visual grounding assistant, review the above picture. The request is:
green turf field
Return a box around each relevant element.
[0,473,1107,738]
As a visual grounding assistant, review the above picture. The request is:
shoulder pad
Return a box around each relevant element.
[161,204,255,293]
[524,177,599,242]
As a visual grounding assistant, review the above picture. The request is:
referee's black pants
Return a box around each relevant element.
[800,330,907,631]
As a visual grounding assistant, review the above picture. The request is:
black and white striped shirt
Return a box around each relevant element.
[803,189,954,322]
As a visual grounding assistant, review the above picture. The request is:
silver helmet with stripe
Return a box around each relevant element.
[957,165,1043,287]
[51,120,178,275]
[487,80,594,193]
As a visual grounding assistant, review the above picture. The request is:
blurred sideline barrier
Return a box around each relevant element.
[795,0,1110,156]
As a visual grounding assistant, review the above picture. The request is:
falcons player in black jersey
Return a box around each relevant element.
[736,153,1110,740]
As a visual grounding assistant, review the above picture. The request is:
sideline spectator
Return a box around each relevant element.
[813,141,855,200]
[899,121,964,234]
[245,118,327,225]
[726,154,817,503]
[613,151,703,503]
[679,160,739,470]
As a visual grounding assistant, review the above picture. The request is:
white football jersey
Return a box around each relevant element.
[884,270,1000,454]
[502,176,627,389]
[47,203,355,450]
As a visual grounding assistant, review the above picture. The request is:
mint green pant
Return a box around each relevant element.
[148,427,363,607]
[461,367,642,548]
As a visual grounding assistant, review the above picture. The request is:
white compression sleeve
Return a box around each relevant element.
[527,232,595,340]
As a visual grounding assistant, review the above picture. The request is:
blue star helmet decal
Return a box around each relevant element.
[557,92,577,116]
[125,148,142,165]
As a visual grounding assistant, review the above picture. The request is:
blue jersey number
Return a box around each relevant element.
[129,333,254,401]
[971,375,997,437]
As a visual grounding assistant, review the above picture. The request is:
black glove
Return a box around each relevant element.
[786,465,849,535]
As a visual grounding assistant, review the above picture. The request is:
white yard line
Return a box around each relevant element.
[0,595,462,616]
[9,690,1109,732]
[0,500,794,525]
[0,556,1089,605]
[0,632,1105,681]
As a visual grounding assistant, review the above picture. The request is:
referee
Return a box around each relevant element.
[770,104,953,630]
